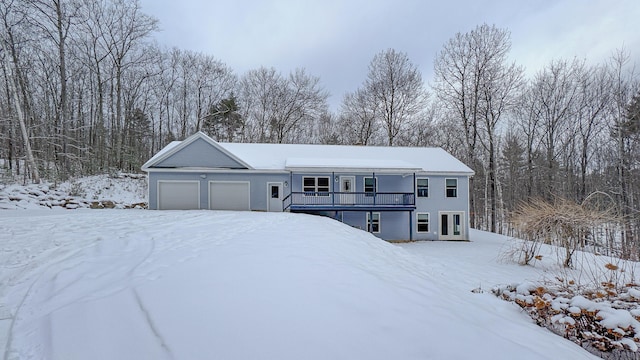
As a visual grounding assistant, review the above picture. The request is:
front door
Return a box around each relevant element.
[439,212,464,240]
[340,176,355,204]
[267,182,283,212]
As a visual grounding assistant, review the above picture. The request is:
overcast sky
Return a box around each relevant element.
[138,0,639,109]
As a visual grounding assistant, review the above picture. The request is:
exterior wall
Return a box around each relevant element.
[148,171,288,210]
[148,168,471,241]
[155,138,246,168]
[289,172,415,193]
[340,211,411,241]
[412,175,471,241]
[290,171,471,241]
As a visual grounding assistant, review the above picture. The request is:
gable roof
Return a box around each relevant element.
[143,132,474,175]
[141,132,253,171]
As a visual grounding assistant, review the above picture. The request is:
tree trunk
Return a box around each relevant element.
[1,42,40,183]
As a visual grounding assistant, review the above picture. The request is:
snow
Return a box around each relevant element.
[221,142,474,174]
[0,209,597,359]
[285,157,421,171]
[0,174,146,210]
[142,131,475,174]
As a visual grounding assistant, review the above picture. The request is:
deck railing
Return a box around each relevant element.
[283,191,415,211]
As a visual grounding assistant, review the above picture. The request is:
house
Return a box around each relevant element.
[141,132,475,241]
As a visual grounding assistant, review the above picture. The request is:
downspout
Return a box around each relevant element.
[411,172,416,241]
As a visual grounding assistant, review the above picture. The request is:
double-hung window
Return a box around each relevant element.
[417,178,429,198]
[366,212,380,233]
[303,177,330,196]
[417,213,429,232]
[364,177,377,196]
[445,178,457,198]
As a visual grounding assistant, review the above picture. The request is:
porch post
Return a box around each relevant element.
[332,171,335,207]
[409,211,413,241]
[372,172,376,206]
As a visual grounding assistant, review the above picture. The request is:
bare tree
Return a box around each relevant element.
[529,58,583,200]
[608,49,639,255]
[0,0,40,183]
[365,48,428,146]
[433,24,523,232]
[338,88,381,145]
[238,67,328,143]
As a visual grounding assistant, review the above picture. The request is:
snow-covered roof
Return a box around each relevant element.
[285,158,421,171]
[142,141,181,169]
[144,132,474,175]
[220,142,474,174]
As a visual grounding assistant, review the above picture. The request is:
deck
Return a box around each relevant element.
[283,192,416,212]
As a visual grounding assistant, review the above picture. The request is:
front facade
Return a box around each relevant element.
[142,132,474,241]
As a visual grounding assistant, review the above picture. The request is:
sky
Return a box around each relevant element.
[138,0,640,110]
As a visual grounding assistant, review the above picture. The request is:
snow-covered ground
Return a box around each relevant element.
[1,210,598,359]
[0,173,146,210]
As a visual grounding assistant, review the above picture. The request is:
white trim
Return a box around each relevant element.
[208,180,251,210]
[286,166,422,173]
[144,168,289,174]
[157,180,200,210]
[438,211,465,240]
[366,212,381,233]
[339,176,355,192]
[302,176,331,195]
[266,182,283,212]
[445,178,458,198]
[416,212,430,233]
[416,177,429,198]
[363,176,378,193]
[145,168,472,177]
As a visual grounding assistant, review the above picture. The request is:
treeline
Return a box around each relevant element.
[0,0,638,243]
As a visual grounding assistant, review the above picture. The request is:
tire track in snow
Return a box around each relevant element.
[2,244,96,360]
[2,210,292,359]
[2,222,156,360]
[133,289,174,359]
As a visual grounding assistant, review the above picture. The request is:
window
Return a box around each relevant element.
[446,178,457,198]
[366,212,380,233]
[417,213,429,232]
[364,177,377,194]
[270,185,279,199]
[417,178,429,197]
[303,177,330,196]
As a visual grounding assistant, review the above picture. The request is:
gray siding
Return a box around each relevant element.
[290,172,415,193]
[155,138,246,169]
[149,170,471,241]
[148,171,288,210]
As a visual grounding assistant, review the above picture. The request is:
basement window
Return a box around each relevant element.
[417,213,430,232]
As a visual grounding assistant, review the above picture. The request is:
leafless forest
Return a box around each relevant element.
[1,0,638,247]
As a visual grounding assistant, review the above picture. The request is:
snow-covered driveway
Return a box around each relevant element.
[0,210,596,359]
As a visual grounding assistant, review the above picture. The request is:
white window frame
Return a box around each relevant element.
[416,178,429,198]
[366,212,380,233]
[364,177,378,194]
[302,176,330,196]
[416,212,430,233]
[445,178,458,198]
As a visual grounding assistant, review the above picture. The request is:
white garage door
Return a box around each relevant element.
[209,181,250,211]
[158,181,200,210]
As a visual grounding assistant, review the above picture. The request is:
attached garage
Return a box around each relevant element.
[209,181,250,211]
[158,181,200,210]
